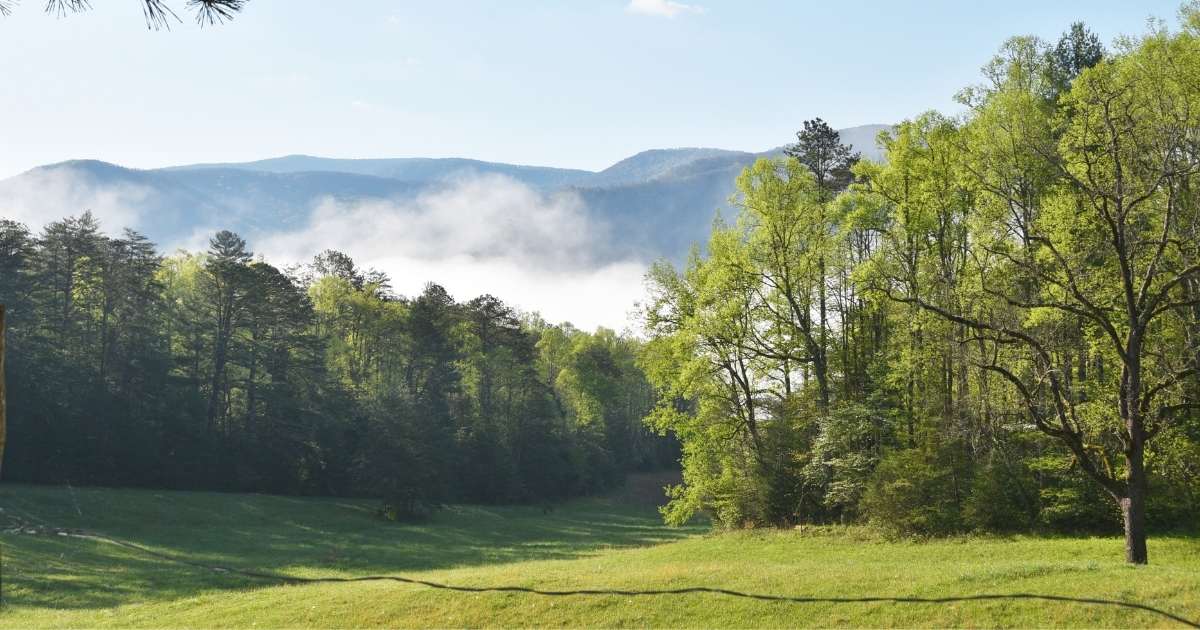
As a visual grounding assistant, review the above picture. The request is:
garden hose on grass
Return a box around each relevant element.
[2,513,1196,628]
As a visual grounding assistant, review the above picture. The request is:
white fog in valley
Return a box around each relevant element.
[0,167,150,233]
[1,171,650,331]
[255,177,649,331]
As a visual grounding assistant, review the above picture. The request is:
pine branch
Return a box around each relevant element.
[140,0,180,30]
[44,0,91,17]
[0,0,247,27]
[188,0,245,26]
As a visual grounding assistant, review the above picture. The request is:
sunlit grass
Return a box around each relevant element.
[1,483,1197,628]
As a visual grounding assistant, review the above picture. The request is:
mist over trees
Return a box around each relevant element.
[642,18,1200,563]
[0,215,675,515]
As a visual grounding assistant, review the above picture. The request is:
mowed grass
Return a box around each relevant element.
[1,483,1198,628]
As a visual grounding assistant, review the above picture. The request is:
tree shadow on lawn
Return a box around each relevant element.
[0,485,699,611]
[6,485,1195,627]
[5,528,1198,629]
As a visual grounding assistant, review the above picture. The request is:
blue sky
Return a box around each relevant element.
[0,0,1186,179]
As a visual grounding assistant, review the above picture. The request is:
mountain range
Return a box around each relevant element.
[0,124,889,264]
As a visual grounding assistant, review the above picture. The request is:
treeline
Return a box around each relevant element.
[642,19,1200,562]
[0,216,675,512]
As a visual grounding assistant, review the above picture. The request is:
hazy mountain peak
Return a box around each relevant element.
[165,155,595,190]
[1,124,894,263]
[591,148,755,187]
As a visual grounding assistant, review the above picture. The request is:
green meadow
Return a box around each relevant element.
[1,483,1197,628]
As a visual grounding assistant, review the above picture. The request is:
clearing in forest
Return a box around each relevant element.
[0,484,1198,628]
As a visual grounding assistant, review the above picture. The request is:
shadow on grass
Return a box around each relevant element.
[274,579,1200,629]
[0,484,697,611]
[5,484,1195,628]
[10,521,1200,629]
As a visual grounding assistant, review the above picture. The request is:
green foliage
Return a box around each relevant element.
[1046,22,1104,96]
[1028,455,1123,533]
[1,222,674,507]
[861,444,971,537]
[641,14,1200,561]
[798,403,892,522]
[963,456,1041,533]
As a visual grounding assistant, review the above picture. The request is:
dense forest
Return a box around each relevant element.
[0,217,675,514]
[642,19,1200,564]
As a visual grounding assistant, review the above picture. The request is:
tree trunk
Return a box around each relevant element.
[0,304,6,480]
[207,333,228,433]
[817,255,830,410]
[813,353,830,411]
[1121,446,1149,564]
[246,329,258,437]
[1119,345,1149,565]
[1120,491,1148,564]
[207,290,235,433]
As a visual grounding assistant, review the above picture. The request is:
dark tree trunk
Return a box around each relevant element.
[817,254,829,411]
[207,333,229,433]
[1121,492,1148,564]
[0,304,6,480]
[1119,346,1149,565]
[813,353,830,411]
[207,285,236,433]
[246,329,258,437]
[1121,451,1149,564]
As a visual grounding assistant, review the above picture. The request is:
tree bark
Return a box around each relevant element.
[817,254,830,410]
[1121,488,1149,564]
[246,327,258,437]
[207,332,229,433]
[1120,342,1149,564]
[207,280,236,433]
[0,304,7,480]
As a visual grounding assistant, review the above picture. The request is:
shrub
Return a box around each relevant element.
[963,455,1040,532]
[799,404,892,523]
[1145,429,1200,531]
[1027,454,1120,532]
[379,489,437,522]
[861,444,970,536]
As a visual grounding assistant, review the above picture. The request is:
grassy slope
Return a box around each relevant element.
[1,483,1198,628]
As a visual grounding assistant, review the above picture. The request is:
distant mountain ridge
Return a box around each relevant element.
[165,155,595,190]
[0,124,891,262]
[156,124,889,190]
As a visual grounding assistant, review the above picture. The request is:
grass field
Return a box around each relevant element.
[1,482,1198,628]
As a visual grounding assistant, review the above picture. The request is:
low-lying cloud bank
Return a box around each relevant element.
[0,165,149,232]
[0,169,651,331]
[256,175,649,331]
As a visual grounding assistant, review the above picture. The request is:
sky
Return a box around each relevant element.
[0,0,1185,179]
[0,0,1188,331]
